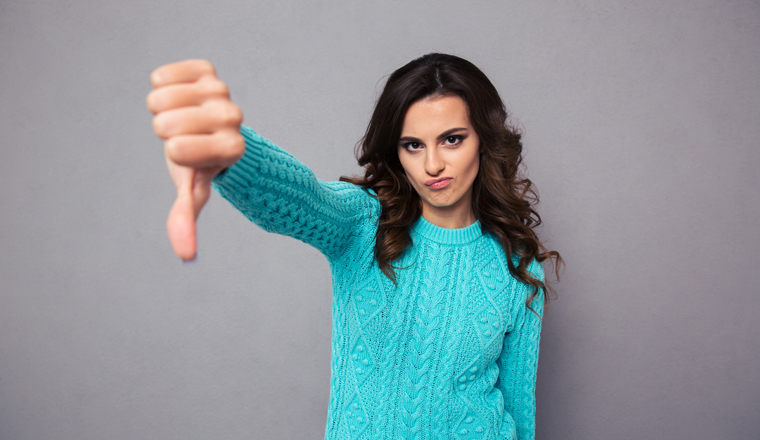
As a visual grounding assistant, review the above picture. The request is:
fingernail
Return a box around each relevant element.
[183,256,197,266]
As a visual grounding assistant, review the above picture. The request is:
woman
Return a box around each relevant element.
[148,53,561,440]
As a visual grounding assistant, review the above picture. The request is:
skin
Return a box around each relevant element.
[147,61,480,260]
[147,59,245,262]
[398,95,480,229]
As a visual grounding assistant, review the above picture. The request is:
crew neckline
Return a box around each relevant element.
[411,216,483,244]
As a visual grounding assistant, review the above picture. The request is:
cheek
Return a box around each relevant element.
[399,153,421,179]
[464,152,480,183]
[397,153,420,190]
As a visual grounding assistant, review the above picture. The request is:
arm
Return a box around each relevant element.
[495,261,545,440]
[147,60,371,261]
[212,125,373,260]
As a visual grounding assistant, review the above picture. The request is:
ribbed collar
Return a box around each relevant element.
[411,216,483,244]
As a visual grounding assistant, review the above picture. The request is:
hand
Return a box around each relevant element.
[147,60,245,261]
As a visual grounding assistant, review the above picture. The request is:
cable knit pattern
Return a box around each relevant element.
[212,126,544,440]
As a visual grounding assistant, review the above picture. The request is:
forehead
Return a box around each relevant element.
[401,95,471,136]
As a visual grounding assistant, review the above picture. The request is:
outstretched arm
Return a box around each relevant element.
[212,126,373,259]
[148,59,372,261]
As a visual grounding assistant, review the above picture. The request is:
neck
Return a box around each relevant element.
[421,206,477,229]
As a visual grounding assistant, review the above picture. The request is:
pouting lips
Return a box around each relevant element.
[425,178,452,189]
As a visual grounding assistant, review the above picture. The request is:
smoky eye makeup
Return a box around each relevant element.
[401,141,423,151]
[443,135,466,146]
[398,136,424,151]
[398,128,469,151]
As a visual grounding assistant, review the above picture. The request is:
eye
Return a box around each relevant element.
[403,142,423,151]
[444,135,463,146]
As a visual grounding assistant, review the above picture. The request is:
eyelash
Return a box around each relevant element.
[402,135,464,151]
[403,142,423,151]
[444,135,464,146]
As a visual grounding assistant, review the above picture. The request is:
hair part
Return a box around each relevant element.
[341,53,563,309]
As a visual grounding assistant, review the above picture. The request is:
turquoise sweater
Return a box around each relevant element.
[213,126,544,440]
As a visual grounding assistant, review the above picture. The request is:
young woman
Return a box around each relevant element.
[148,53,561,440]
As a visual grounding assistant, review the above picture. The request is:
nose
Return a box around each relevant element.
[424,147,444,176]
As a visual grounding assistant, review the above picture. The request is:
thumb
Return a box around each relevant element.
[167,168,199,262]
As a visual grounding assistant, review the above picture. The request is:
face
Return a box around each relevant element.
[397,95,480,228]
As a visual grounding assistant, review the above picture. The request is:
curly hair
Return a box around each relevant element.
[340,53,562,308]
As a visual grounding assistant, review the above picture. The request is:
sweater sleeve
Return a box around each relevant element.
[211,125,375,261]
[495,260,545,440]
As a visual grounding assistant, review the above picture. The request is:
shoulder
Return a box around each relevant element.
[478,233,545,292]
[525,257,545,283]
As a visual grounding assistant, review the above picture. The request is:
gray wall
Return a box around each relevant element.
[1,0,758,438]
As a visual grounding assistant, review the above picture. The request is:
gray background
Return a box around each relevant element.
[1,0,758,438]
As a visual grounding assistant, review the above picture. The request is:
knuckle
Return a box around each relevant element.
[164,137,181,160]
[214,80,230,97]
[146,92,157,112]
[213,133,242,166]
[153,114,170,138]
[151,61,180,86]
[225,133,246,160]
[223,103,243,126]
[212,101,238,126]
[202,78,229,98]
[149,68,164,87]
[165,136,194,165]
[196,59,216,76]
[146,89,167,113]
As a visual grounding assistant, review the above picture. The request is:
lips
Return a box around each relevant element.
[425,177,452,189]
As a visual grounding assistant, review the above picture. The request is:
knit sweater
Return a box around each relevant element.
[212,126,545,440]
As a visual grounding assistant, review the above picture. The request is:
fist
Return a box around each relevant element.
[147,59,245,261]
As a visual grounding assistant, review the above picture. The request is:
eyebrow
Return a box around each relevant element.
[398,127,468,144]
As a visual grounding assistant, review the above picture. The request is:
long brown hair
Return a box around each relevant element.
[341,53,562,307]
